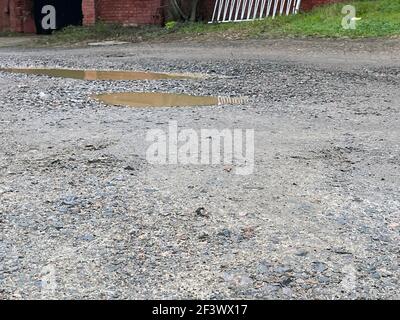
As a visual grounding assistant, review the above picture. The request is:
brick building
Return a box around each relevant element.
[0,0,342,34]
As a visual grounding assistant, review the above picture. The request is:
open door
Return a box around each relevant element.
[34,0,83,34]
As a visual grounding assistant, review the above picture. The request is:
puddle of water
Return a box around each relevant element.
[0,68,196,80]
[93,92,219,108]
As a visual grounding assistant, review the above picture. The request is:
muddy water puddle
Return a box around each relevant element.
[0,68,197,80]
[92,92,220,108]
[1,67,247,108]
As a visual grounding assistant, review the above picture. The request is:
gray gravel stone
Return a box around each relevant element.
[0,38,399,299]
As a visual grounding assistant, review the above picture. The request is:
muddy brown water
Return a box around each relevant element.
[0,68,197,80]
[93,92,219,108]
[1,68,245,108]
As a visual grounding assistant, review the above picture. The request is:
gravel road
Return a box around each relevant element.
[0,38,399,299]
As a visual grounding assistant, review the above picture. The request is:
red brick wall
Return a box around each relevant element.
[82,0,96,25]
[0,0,10,31]
[96,0,163,26]
[0,0,35,32]
[1,0,165,31]
[301,0,344,11]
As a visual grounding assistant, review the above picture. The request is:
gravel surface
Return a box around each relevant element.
[0,38,399,300]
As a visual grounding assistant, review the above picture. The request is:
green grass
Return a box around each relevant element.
[36,22,170,45]
[0,31,28,37]
[278,0,400,37]
[39,0,400,45]
[177,0,400,38]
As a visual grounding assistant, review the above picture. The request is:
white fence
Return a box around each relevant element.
[210,0,302,23]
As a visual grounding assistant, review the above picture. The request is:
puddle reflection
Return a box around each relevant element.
[92,92,219,108]
[0,68,196,80]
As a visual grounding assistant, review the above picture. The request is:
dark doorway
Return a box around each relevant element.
[34,0,83,34]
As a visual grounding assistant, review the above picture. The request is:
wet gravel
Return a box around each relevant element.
[0,39,399,299]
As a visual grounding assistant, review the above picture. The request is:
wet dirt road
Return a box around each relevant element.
[0,38,399,299]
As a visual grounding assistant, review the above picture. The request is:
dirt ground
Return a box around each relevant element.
[0,38,399,299]
[0,36,39,48]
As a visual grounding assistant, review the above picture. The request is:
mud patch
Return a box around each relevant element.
[0,68,198,80]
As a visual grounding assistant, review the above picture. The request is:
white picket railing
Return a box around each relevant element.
[210,0,302,23]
